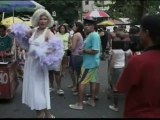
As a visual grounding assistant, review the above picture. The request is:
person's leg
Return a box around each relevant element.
[78,83,86,106]
[109,68,123,111]
[49,70,54,92]
[68,55,77,89]
[113,91,119,108]
[88,82,96,106]
[95,83,100,99]
[109,91,119,111]
[54,71,64,95]
[44,109,55,118]
[73,55,83,95]
[87,68,99,106]
[69,68,90,110]
[68,67,76,89]
[86,69,100,100]
[36,109,45,118]
[53,62,64,95]
[61,55,68,77]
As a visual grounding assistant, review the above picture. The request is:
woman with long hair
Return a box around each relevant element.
[69,22,85,95]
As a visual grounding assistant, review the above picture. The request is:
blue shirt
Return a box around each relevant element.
[82,32,101,69]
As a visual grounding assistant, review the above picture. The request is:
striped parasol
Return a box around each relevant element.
[84,10,109,18]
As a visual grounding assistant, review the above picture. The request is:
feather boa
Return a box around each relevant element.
[30,36,64,70]
[10,23,31,50]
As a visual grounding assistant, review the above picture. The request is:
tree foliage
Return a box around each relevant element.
[97,0,160,24]
[36,0,82,25]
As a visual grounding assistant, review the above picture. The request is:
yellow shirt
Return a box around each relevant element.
[58,33,69,50]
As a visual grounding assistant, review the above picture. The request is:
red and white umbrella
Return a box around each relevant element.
[84,10,109,18]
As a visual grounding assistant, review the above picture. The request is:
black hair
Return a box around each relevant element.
[0,24,7,31]
[113,26,118,31]
[112,40,130,51]
[140,14,160,45]
[74,22,85,39]
[83,19,96,26]
[129,26,140,35]
[68,24,73,29]
[58,24,68,33]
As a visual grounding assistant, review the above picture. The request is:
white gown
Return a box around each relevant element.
[22,28,51,110]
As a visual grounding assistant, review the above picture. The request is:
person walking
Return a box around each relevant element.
[69,17,101,110]
[22,9,56,118]
[116,14,160,118]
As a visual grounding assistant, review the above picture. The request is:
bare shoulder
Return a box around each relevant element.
[45,29,54,41]
[74,32,81,37]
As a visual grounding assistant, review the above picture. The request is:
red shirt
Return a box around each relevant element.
[116,50,160,118]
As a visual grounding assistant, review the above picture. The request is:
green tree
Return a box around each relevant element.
[36,0,82,25]
[97,0,160,24]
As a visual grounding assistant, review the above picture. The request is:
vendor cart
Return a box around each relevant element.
[0,60,19,99]
[0,38,19,99]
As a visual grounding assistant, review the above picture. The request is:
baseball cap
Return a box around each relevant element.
[83,17,96,25]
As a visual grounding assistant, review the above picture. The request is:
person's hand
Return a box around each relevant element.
[78,49,84,55]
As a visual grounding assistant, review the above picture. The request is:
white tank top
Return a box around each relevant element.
[112,49,125,68]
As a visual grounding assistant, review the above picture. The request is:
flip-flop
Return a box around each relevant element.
[67,85,73,88]
[48,114,55,118]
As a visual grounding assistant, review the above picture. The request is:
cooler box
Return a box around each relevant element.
[0,61,19,99]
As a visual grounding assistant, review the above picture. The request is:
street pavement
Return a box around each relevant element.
[0,58,125,118]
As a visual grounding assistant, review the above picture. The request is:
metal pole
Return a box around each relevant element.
[13,7,14,23]
[2,12,5,21]
[81,1,83,22]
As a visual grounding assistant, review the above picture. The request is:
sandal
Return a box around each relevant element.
[67,84,73,88]
[71,87,77,92]
[36,112,45,118]
[47,114,55,118]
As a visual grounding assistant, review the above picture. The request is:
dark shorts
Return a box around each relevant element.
[70,55,83,77]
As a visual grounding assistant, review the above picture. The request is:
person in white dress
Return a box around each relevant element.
[22,9,55,118]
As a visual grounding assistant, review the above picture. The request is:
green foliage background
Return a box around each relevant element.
[2,0,160,25]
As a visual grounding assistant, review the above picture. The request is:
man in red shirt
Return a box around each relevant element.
[116,14,160,118]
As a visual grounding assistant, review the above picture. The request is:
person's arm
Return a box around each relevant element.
[71,33,79,51]
[45,30,56,54]
[68,33,71,50]
[83,49,98,54]
[45,29,54,41]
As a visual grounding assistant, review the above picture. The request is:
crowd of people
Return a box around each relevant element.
[1,8,160,118]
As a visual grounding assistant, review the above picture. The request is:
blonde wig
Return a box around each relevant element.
[31,8,54,28]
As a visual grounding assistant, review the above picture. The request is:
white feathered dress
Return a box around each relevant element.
[22,28,51,110]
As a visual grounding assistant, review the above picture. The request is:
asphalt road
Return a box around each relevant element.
[0,58,125,118]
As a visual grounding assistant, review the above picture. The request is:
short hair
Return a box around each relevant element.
[31,8,54,28]
[140,14,160,44]
[0,24,7,31]
[129,26,139,34]
[113,26,118,31]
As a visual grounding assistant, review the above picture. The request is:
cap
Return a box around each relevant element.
[83,16,96,21]
[83,17,96,25]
